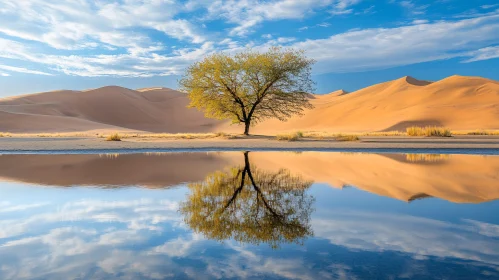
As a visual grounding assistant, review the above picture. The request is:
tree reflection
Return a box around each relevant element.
[180,152,314,248]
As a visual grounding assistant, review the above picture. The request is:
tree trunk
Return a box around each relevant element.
[243,120,251,135]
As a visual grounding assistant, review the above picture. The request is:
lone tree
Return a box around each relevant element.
[179,47,315,135]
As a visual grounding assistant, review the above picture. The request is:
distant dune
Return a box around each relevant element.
[244,75,499,133]
[1,75,498,133]
[0,87,222,133]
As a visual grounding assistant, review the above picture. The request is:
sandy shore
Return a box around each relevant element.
[1,135,499,153]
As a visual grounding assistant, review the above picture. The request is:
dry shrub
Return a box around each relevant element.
[106,133,122,141]
[335,134,360,141]
[406,126,452,137]
[276,132,302,141]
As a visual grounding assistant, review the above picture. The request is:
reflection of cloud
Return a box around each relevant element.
[204,242,332,280]
[150,234,205,257]
[0,199,180,240]
[464,219,499,238]
[0,201,50,213]
[1,190,498,279]
[313,211,499,267]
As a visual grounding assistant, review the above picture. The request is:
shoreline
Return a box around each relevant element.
[1,135,499,154]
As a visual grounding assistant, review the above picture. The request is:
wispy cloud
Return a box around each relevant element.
[205,0,340,36]
[330,0,362,15]
[0,0,497,78]
[0,65,53,76]
[292,14,499,73]
[462,46,499,63]
[396,0,429,15]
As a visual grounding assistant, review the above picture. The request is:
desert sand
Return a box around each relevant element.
[1,75,498,134]
[0,152,497,203]
[1,135,499,151]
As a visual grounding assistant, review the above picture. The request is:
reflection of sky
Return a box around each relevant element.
[1,182,498,279]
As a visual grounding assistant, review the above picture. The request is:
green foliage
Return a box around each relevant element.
[179,152,314,248]
[406,126,452,137]
[179,47,315,135]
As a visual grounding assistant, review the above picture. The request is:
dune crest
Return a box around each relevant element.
[0,75,498,133]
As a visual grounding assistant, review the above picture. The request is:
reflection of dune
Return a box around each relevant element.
[0,152,498,203]
[0,153,232,188]
[247,152,499,203]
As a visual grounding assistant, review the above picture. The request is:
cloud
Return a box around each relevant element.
[0,0,204,51]
[462,45,499,63]
[396,0,429,15]
[330,0,362,15]
[205,0,342,36]
[0,1,498,77]
[291,14,499,73]
[0,65,53,76]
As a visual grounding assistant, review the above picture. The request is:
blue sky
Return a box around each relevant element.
[0,0,498,97]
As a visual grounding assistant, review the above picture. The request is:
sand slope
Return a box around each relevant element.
[1,75,498,133]
[0,87,221,133]
[245,75,499,133]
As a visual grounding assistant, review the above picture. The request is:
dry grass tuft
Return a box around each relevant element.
[406,126,452,137]
[123,133,220,140]
[362,131,405,136]
[106,133,122,141]
[461,130,499,136]
[335,134,360,141]
[276,132,302,141]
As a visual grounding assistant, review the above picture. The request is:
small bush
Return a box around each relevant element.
[335,134,360,141]
[276,132,302,141]
[106,133,122,141]
[406,126,452,137]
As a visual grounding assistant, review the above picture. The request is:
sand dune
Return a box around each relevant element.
[0,75,498,133]
[0,152,497,203]
[0,86,221,133]
[244,75,499,133]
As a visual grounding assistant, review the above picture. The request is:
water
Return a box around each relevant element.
[0,151,498,279]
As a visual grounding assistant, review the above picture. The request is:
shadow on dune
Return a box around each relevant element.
[380,120,444,132]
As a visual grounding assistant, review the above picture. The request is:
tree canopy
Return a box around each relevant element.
[179,152,315,248]
[179,47,315,135]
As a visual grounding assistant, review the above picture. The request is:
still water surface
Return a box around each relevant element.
[0,151,498,279]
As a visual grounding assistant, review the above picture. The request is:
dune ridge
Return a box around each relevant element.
[1,75,498,133]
